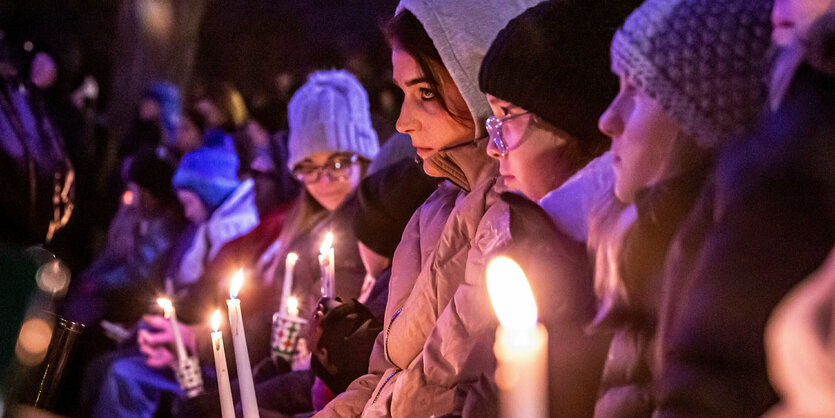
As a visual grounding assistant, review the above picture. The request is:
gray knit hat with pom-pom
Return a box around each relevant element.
[611,0,773,148]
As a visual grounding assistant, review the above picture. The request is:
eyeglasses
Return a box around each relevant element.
[292,154,359,184]
[485,111,531,157]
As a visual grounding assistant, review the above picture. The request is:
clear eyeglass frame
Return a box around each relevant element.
[293,153,360,184]
[485,111,531,157]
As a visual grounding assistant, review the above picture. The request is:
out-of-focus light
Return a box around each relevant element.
[138,0,174,40]
[15,318,52,366]
[36,259,70,296]
[122,190,134,206]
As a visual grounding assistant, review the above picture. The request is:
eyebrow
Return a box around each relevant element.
[404,77,430,87]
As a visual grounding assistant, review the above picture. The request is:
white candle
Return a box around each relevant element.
[210,310,235,418]
[227,269,260,418]
[486,256,548,418]
[156,298,188,362]
[318,232,335,298]
[279,252,298,316]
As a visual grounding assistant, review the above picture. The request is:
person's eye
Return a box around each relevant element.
[295,166,316,175]
[419,87,436,101]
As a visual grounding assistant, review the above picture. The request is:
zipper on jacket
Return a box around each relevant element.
[372,370,399,405]
[384,307,403,365]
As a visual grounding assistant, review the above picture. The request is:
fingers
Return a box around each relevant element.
[142,345,175,368]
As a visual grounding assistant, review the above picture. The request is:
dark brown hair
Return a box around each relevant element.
[384,10,472,126]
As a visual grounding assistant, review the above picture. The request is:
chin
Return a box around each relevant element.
[772,28,796,47]
[421,161,445,178]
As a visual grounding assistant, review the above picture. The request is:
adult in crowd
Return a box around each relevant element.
[656,1,835,415]
[316,0,544,415]
[590,0,773,416]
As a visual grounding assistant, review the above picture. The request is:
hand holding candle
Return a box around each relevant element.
[486,256,548,418]
[210,310,235,418]
[154,297,203,397]
[227,269,260,418]
[156,298,189,366]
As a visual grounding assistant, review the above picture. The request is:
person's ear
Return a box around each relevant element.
[316,346,340,374]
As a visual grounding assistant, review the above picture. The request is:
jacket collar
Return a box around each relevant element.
[423,137,497,192]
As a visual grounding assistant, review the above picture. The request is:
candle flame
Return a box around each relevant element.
[229,269,244,299]
[156,297,174,314]
[486,256,538,331]
[211,309,222,332]
[286,296,299,316]
[286,252,299,265]
[319,232,334,255]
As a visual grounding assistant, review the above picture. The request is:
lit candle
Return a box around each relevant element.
[156,298,188,363]
[286,296,299,318]
[318,232,335,298]
[279,252,298,316]
[210,310,235,418]
[226,270,260,418]
[486,256,548,418]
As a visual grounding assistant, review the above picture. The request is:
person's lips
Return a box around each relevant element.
[415,147,433,158]
[772,17,795,31]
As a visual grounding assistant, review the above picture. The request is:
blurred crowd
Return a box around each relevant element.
[2,0,835,417]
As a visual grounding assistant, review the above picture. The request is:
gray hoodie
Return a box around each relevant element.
[314,0,540,416]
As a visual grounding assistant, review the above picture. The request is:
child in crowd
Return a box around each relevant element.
[85,131,259,418]
[590,0,773,416]
[476,1,640,415]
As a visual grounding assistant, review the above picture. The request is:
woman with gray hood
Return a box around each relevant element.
[315,0,540,416]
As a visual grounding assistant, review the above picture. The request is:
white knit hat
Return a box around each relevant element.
[287,70,380,169]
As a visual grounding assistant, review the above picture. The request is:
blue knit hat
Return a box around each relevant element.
[172,130,240,212]
[144,81,181,143]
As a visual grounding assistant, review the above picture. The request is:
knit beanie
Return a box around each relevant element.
[172,130,240,212]
[341,159,439,258]
[127,151,177,204]
[287,70,380,169]
[144,81,181,143]
[611,0,773,148]
[479,0,641,151]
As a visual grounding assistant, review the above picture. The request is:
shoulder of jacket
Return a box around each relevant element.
[807,11,835,76]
